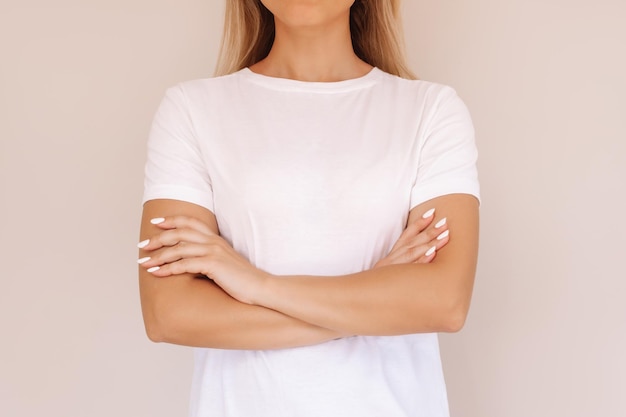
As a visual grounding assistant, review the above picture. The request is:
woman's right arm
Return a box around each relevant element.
[139,198,346,350]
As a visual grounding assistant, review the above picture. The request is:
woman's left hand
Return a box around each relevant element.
[138,216,269,305]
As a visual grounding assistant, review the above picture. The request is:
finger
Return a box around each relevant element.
[415,246,438,264]
[149,215,216,236]
[145,257,208,278]
[389,228,451,265]
[378,226,446,267]
[138,228,214,251]
[391,211,436,251]
[138,242,210,269]
[378,243,427,266]
[404,219,449,249]
[391,217,433,251]
[376,211,444,267]
[407,208,437,235]
[415,230,450,264]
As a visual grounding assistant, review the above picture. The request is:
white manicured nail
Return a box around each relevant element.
[147,266,160,273]
[422,208,435,219]
[150,218,165,225]
[425,246,436,257]
[137,239,150,249]
[137,257,151,264]
[435,218,447,228]
[437,230,449,240]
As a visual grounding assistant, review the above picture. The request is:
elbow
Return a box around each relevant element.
[142,307,171,343]
[440,308,467,333]
[143,302,197,345]
[144,321,166,343]
[140,289,188,344]
[436,272,474,333]
[437,294,471,333]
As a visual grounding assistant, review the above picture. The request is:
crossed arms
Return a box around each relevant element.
[138,193,478,350]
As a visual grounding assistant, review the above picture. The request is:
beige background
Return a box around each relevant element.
[1,1,624,416]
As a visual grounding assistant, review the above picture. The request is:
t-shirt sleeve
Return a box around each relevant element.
[409,86,480,209]
[142,85,214,212]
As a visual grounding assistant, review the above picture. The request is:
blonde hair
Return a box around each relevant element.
[215,0,416,79]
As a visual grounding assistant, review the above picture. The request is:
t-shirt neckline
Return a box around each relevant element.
[238,66,383,93]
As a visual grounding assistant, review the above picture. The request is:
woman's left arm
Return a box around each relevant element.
[252,193,479,335]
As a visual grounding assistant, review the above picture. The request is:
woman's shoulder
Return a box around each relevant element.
[172,71,243,98]
[376,69,465,112]
[156,70,247,114]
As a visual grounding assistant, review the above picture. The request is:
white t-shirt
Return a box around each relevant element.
[143,67,479,417]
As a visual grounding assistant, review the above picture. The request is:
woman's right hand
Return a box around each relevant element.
[374,209,450,268]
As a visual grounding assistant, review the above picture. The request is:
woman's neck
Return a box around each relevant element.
[249,13,372,82]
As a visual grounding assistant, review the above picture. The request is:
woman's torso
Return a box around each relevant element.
[146,68,471,417]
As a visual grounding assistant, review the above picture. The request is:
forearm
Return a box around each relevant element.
[139,199,345,350]
[249,195,479,336]
[140,273,346,350]
[255,263,472,336]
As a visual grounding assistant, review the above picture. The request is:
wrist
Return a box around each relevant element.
[249,271,277,307]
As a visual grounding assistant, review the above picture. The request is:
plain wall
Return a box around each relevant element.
[1,1,624,416]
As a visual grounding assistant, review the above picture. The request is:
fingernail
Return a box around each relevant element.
[425,246,436,257]
[435,218,447,228]
[137,257,151,264]
[150,218,165,225]
[422,208,435,219]
[437,230,449,240]
[147,266,160,273]
[138,239,150,249]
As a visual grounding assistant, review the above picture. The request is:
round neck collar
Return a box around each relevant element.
[238,67,383,93]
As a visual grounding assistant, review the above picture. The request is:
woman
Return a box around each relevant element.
[138,0,479,416]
